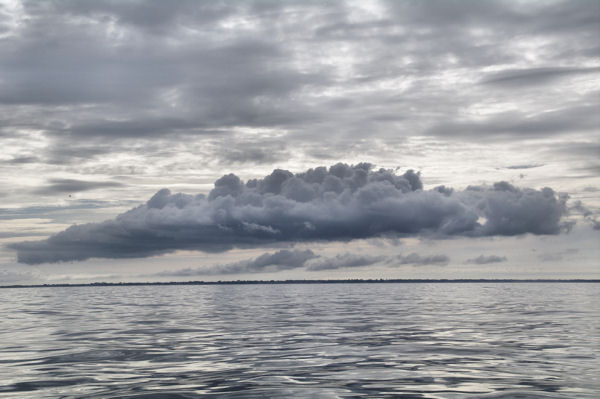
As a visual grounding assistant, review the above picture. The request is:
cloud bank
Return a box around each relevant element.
[306,253,386,271]
[154,249,450,276]
[157,249,318,276]
[11,163,569,264]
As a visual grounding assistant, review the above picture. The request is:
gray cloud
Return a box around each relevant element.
[0,200,127,221]
[0,0,596,162]
[216,139,290,165]
[0,0,331,163]
[505,164,544,170]
[35,0,234,34]
[158,249,318,276]
[465,255,508,264]
[570,200,600,230]
[33,179,123,195]
[554,141,600,158]
[427,104,599,139]
[306,253,385,271]
[393,253,450,266]
[10,163,570,264]
[570,200,594,218]
[0,230,49,239]
[66,118,204,139]
[3,156,41,164]
[158,249,387,276]
[480,66,600,87]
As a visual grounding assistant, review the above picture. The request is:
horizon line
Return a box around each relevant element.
[2,278,600,289]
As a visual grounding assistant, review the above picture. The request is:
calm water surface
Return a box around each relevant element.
[0,283,598,398]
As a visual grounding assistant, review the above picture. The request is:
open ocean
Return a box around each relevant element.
[1,283,598,398]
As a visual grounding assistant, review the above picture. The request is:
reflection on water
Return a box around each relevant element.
[0,283,598,398]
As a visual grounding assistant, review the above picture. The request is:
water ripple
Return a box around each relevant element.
[0,283,598,398]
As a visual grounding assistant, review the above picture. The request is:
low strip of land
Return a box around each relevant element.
[1,279,599,289]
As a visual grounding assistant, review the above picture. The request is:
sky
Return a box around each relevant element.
[0,0,598,284]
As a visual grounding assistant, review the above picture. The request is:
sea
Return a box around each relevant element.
[0,283,598,398]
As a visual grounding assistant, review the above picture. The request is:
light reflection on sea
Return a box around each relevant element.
[0,283,598,398]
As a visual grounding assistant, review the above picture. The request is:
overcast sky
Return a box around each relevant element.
[1,0,598,284]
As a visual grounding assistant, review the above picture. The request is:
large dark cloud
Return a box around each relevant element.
[11,163,570,264]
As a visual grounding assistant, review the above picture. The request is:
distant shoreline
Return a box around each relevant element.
[1,279,599,289]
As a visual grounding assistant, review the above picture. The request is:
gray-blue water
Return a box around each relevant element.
[0,283,598,398]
